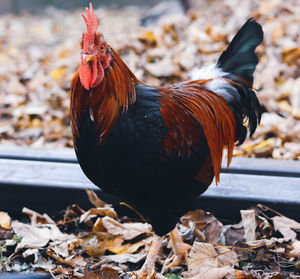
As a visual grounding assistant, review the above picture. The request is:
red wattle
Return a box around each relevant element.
[79,59,104,91]
[91,59,104,88]
[79,59,92,90]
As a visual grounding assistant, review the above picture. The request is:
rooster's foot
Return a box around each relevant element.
[131,235,163,279]
[164,227,191,270]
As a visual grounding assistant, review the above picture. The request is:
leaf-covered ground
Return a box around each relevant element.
[0,0,299,159]
[0,190,299,278]
[0,1,299,278]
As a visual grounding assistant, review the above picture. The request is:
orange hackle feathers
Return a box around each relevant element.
[159,80,237,183]
[72,3,140,146]
[71,48,139,145]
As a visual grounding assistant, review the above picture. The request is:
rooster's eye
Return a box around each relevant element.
[100,45,105,52]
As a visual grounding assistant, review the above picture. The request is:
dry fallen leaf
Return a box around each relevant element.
[22,207,55,225]
[102,252,147,264]
[47,248,86,268]
[11,221,73,250]
[101,216,152,240]
[272,216,300,242]
[181,210,223,243]
[288,240,300,258]
[80,207,118,224]
[105,235,151,254]
[182,242,236,279]
[51,66,67,81]
[80,266,119,279]
[282,47,300,66]
[216,246,238,267]
[49,241,69,258]
[241,210,257,242]
[86,190,107,208]
[22,248,40,263]
[224,222,245,246]
[81,233,106,258]
[0,211,11,230]
[247,237,287,248]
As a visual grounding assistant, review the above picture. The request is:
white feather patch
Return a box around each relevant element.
[190,64,226,80]
[189,64,233,95]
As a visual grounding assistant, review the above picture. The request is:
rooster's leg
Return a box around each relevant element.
[133,235,163,279]
[164,227,191,270]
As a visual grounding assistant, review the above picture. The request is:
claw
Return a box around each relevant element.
[164,227,191,270]
[131,235,163,279]
[181,221,195,239]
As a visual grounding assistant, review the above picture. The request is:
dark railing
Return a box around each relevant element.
[0,145,299,223]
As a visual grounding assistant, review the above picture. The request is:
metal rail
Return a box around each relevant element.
[0,145,299,222]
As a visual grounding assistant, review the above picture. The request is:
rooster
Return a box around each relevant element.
[70,3,263,276]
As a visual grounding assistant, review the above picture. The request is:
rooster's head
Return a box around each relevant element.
[79,3,111,91]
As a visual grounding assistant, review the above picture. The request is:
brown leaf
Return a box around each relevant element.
[22,207,55,225]
[86,190,107,208]
[205,219,224,244]
[0,211,11,230]
[102,252,147,264]
[182,242,236,279]
[181,209,208,229]
[49,241,69,258]
[240,210,257,242]
[80,207,118,224]
[224,222,245,246]
[101,216,152,240]
[272,216,300,242]
[81,266,119,279]
[80,232,107,257]
[288,240,300,257]
[84,241,106,258]
[282,47,300,66]
[247,237,286,248]
[181,210,223,243]
[11,221,73,250]
[138,30,158,47]
[92,217,107,232]
[105,235,150,254]
[234,270,256,279]
[216,247,238,267]
[51,66,67,80]
[47,248,86,268]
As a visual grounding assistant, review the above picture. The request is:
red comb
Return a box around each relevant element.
[82,3,98,44]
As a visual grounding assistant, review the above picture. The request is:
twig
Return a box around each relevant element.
[44,257,57,279]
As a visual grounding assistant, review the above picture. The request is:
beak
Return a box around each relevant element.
[83,54,96,64]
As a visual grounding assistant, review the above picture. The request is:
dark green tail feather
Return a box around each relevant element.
[217,18,263,85]
[215,19,263,145]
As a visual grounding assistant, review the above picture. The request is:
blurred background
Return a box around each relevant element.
[0,0,163,13]
[0,0,299,160]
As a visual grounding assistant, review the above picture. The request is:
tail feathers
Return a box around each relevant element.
[220,81,261,145]
[191,19,263,146]
[216,19,263,145]
[190,19,263,147]
[217,18,263,85]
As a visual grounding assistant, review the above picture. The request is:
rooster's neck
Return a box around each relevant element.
[70,47,140,145]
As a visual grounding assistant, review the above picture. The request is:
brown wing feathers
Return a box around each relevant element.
[159,81,236,183]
